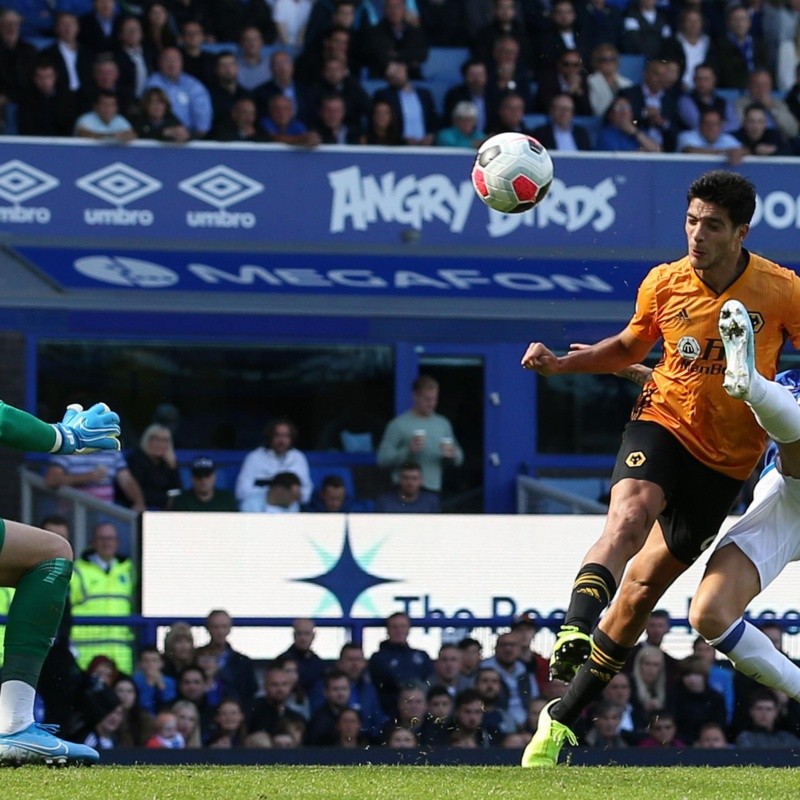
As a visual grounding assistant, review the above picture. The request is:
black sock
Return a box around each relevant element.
[550,628,631,729]
[564,563,617,634]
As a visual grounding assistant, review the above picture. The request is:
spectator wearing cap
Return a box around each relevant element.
[511,614,555,699]
[435,100,486,149]
[240,471,302,513]
[170,457,238,511]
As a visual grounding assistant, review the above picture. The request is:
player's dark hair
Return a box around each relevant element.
[687,170,756,227]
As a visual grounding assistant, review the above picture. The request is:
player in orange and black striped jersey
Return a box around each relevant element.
[519,169,800,767]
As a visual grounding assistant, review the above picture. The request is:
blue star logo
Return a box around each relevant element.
[294,522,397,616]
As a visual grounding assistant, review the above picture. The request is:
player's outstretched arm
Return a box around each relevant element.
[0,400,120,455]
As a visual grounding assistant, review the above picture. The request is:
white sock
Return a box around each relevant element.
[745,377,800,444]
[0,680,35,734]
[708,619,800,700]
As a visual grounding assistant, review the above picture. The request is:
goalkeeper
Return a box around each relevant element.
[0,400,120,766]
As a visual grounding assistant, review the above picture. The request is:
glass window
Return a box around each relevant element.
[37,341,394,452]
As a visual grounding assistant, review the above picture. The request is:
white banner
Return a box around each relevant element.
[142,513,800,660]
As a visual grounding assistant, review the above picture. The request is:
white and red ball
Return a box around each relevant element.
[471,132,554,214]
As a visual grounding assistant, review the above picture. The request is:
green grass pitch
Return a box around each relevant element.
[4,765,800,800]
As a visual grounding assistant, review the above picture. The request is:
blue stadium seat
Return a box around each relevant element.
[361,79,386,100]
[574,115,601,148]
[524,113,548,131]
[202,42,237,55]
[717,88,742,104]
[416,80,451,117]
[618,54,645,84]
[423,47,470,83]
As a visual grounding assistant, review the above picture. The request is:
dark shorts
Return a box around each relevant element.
[610,420,743,565]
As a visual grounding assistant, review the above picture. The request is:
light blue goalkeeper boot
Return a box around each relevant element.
[0,723,99,766]
[719,299,755,400]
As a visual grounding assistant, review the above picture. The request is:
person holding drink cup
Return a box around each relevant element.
[377,375,464,496]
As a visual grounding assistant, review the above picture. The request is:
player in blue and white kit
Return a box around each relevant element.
[687,300,800,702]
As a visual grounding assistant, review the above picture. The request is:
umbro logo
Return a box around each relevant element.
[180,165,263,229]
[0,160,59,224]
[76,162,161,226]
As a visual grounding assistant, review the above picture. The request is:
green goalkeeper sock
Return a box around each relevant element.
[2,558,72,687]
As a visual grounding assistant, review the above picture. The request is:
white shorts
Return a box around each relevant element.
[715,465,800,591]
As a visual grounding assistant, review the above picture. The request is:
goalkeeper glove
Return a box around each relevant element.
[51,403,121,454]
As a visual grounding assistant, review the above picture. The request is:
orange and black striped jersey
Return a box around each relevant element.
[626,251,800,480]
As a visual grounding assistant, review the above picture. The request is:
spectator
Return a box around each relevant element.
[378,681,428,743]
[18,60,79,136]
[695,720,730,748]
[146,711,185,748]
[481,631,539,730]
[360,98,404,144]
[511,615,553,700]
[171,456,238,511]
[677,63,740,133]
[472,0,532,68]
[255,48,310,123]
[375,461,441,512]
[175,665,216,742]
[618,57,680,150]
[167,0,208,36]
[385,725,419,747]
[531,92,593,150]
[296,23,358,84]
[83,698,125,750]
[335,707,367,748]
[214,95,270,141]
[598,671,639,741]
[373,59,438,145]
[248,666,308,739]
[143,2,179,54]
[361,0,429,79]
[85,52,135,117]
[735,688,800,748]
[306,54,370,132]
[713,4,769,90]
[458,637,483,685]
[132,87,189,142]
[70,521,136,674]
[475,667,517,743]
[305,669,352,745]
[206,698,249,748]
[734,68,800,141]
[583,701,628,748]
[324,642,385,740]
[444,58,489,135]
[199,609,259,707]
[124,423,182,510]
[261,91,320,143]
[535,48,592,116]
[672,655,728,745]
[777,26,800,93]
[369,612,433,716]
[208,52,251,131]
[113,676,157,746]
[304,474,352,512]
[0,9,37,111]
[235,417,313,506]
[195,648,226,709]
[277,618,327,696]
[236,26,272,91]
[596,95,661,150]
[78,0,119,57]
[734,101,792,154]
[179,19,215,88]
[273,0,314,46]
[446,688,491,747]
[207,0,276,47]
[533,0,586,78]
[692,636,735,727]
[587,43,632,118]
[46,435,145,510]
[676,106,749,161]
[133,646,178,715]
[304,0,357,50]
[377,374,463,494]
[41,12,93,99]
[429,643,472,698]
[484,35,532,122]
[576,0,624,61]
[312,91,362,143]
[624,609,680,686]
[621,0,672,60]
[425,685,454,724]
[162,621,196,679]
[172,698,202,747]
[240,470,302,512]
[272,655,311,720]
[638,710,687,748]
[489,90,533,134]
[435,100,486,148]
[660,8,712,92]
[115,15,154,102]
[145,46,213,137]
[630,645,671,726]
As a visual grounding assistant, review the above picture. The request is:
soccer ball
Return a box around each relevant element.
[471,132,554,214]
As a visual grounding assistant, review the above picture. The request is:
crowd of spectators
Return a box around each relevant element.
[39,600,800,751]
[2,0,799,155]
